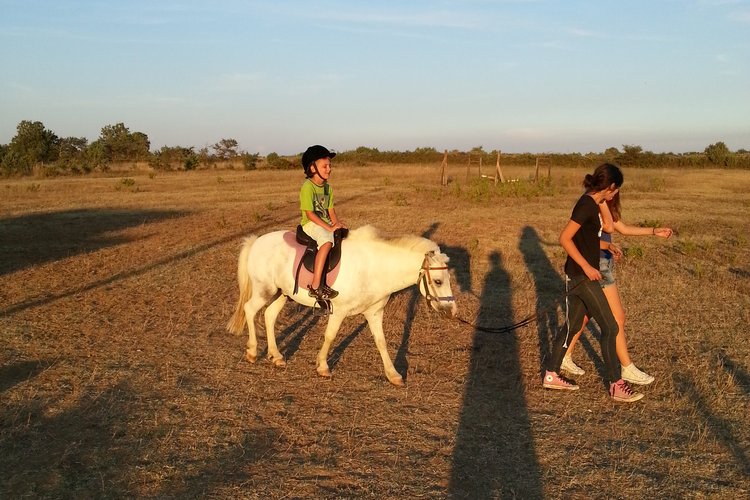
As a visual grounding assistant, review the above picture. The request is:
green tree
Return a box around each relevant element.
[213,138,239,160]
[616,144,643,166]
[98,123,150,162]
[1,120,59,175]
[57,136,88,173]
[705,141,730,165]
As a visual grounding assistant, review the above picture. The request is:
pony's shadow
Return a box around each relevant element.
[259,305,320,362]
[393,223,471,380]
[448,251,543,498]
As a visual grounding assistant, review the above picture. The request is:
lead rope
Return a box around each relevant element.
[449,274,586,335]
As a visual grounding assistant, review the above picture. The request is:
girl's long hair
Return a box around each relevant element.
[583,162,623,192]
[607,192,622,222]
[584,163,623,221]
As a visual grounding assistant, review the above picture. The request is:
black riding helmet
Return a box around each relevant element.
[301,145,336,177]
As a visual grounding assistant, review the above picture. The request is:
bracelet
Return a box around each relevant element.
[652,227,656,235]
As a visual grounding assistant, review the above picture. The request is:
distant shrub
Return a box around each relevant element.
[242,152,260,170]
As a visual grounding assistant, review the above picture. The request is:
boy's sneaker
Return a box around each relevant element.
[320,284,339,299]
[542,370,579,391]
[621,363,654,385]
[561,355,585,376]
[609,379,644,403]
[308,285,324,299]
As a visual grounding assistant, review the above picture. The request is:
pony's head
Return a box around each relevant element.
[417,249,458,318]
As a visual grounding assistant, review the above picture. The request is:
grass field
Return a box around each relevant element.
[2,163,749,498]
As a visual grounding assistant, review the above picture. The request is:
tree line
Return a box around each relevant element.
[1,120,747,177]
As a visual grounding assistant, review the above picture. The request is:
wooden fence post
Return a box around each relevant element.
[440,150,448,186]
[494,151,505,185]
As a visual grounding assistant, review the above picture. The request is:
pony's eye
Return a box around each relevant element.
[434,280,443,286]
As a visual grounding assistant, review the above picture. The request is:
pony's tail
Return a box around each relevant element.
[226,236,258,335]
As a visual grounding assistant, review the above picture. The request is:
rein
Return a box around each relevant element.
[418,255,455,307]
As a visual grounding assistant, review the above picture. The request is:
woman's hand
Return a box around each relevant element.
[584,264,602,281]
[654,227,673,239]
[610,243,623,261]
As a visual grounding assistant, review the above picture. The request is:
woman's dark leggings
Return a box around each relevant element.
[547,274,621,382]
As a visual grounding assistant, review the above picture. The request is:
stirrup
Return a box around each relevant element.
[312,298,332,316]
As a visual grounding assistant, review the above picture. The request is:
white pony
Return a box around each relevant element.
[227,225,458,386]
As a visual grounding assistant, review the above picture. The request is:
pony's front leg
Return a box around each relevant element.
[364,305,404,386]
[316,312,345,378]
[264,293,288,367]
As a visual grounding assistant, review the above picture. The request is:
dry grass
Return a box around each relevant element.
[1,164,749,498]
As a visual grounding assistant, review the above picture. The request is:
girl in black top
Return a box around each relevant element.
[543,163,643,403]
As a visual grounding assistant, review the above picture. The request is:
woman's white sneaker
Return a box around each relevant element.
[561,355,585,376]
[621,363,655,385]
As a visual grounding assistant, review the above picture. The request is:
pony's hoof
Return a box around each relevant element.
[272,357,287,368]
[245,352,257,363]
[317,367,332,378]
[388,375,405,387]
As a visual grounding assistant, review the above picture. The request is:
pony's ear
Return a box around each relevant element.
[439,252,450,263]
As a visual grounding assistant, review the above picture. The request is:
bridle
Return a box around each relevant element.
[417,252,455,308]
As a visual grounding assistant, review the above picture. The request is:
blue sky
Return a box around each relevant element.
[1,0,748,154]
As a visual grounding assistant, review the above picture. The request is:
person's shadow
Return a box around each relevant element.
[519,226,605,377]
[518,226,565,373]
[448,251,543,498]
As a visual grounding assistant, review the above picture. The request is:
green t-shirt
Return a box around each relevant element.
[299,179,334,226]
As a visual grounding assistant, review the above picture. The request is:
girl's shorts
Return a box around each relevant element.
[598,256,616,288]
[302,221,335,248]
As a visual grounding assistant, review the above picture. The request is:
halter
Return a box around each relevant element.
[417,252,455,307]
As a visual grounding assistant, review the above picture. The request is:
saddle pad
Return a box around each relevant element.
[282,231,341,292]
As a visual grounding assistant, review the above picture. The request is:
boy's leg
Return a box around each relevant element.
[311,242,332,289]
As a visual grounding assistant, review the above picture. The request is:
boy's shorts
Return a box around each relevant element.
[302,222,335,248]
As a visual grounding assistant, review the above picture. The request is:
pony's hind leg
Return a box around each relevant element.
[264,293,288,367]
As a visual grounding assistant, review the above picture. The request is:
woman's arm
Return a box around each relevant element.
[613,219,673,238]
[560,220,602,281]
[598,200,615,234]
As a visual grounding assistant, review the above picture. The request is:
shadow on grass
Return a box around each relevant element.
[717,350,750,397]
[673,373,750,476]
[0,379,277,498]
[0,209,189,277]
[449,251,543,498]
[518,226,564,376]
[0,359,54,393]
[2,191,377,318]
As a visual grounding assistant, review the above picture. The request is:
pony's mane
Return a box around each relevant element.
[348,225,440,254]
